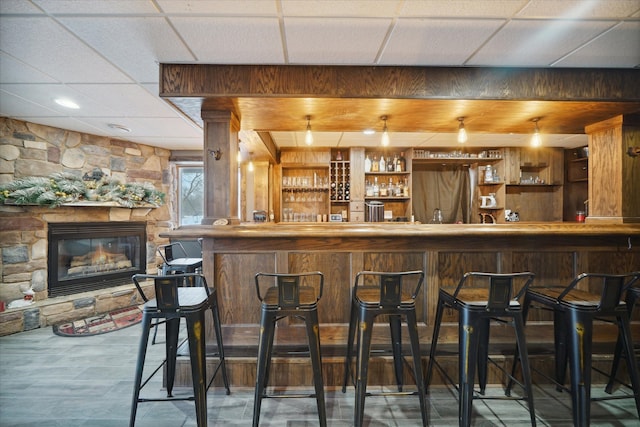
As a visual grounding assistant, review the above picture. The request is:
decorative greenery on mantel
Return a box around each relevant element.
[0,171,165,208]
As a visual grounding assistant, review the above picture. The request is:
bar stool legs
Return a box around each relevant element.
[252,308,326,427]
[130,310,208,427]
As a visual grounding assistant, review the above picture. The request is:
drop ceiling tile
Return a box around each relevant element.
[281,0,402,17]
[79,117,203,138]
[59,17,195,83]
[0,17,133,84]
[32,0,157,14]
[157,0,278,15]
[1,83,121,116]
[12,116,111,136]
[517,0,640,19]
[381,18,505,65]
[469,19,616,66]
[0,0,43,14]
[68,84,180,117]
[170,17,285,63]
[0,53,58,84]
[554,21,640,68]
[400,0,528,18]
[285,17,391,63]
[0,89,63,117]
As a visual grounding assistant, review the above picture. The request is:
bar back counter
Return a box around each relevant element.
[162,222,640,388]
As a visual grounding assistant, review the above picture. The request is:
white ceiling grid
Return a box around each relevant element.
[0,0,638,150]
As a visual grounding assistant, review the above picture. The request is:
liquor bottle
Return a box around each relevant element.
[398,152,406,172]
[387,157,394,172]
[364,155,372,173]
[373,177,379,197]
[393,154,399,171]
[372,155,379,172]
[379,156,386,172]
[403,177,409,197]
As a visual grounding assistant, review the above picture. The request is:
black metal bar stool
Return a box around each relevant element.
[157,242,203,275]
[129,273,230,427]
[252,271,326,427]
[606,282,640,393]
[342,270,427,427]
[510,272,640,427]
[426,272,537,427]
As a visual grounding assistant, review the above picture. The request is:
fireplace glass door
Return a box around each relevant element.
[48,222,146,296]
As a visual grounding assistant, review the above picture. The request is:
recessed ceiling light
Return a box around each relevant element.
[54,98,80,109]
[363,129,375,135]
[107,123,131,133]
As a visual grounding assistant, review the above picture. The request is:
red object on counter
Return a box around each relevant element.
[576,211,586,222]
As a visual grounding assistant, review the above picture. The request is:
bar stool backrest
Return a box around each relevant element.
[559,272,640,311]
[355,270,424,307]
[157,242,189,264]
[452,272,535,310]
[255,271,324,308]
[133,273,210,312]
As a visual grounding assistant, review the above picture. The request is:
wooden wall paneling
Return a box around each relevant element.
[287,251,352,324]
[280,148,331,165]
[511,251,577,322]
[214,252,276,326]
[504,147,521,184]
[505,186,563,222]
[437,251,498,323]
[622,122,640,220]
[589,124,623,220]
[349,147,365,203]
[426,250,440,325]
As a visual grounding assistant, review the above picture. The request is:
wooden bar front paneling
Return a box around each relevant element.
[170,223,639,388]
[171,222,640,331]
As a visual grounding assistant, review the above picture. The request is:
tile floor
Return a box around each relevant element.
[1,323,638,426]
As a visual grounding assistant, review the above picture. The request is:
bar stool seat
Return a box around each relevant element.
[426,272,537,427]
[129,273,230,427]
[253,271,326,427]
[342,270,427,427]
[513,272,640,427]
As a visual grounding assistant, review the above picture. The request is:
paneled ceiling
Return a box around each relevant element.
[1,0,639,153]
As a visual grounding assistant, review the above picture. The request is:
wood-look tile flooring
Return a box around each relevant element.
[1,323,638,426]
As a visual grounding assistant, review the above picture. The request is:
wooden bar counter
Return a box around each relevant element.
[162,222,640,388]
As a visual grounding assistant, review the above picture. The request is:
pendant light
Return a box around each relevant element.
[457,117,468,143]
[305,115,313,145]
[531,118,542,147]
[381,115,390,147]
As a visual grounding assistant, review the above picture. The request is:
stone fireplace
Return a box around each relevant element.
[48,222,147,297]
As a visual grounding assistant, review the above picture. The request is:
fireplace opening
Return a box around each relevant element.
[48,222,147,297]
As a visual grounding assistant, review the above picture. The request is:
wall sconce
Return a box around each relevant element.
[248,152,254,172]
[457,117,468,143]
[381,115,390,147]
[530,118,542,147]
[209,148,223,160]
[305,115,313,145]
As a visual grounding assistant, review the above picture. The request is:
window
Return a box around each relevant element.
[178,165,204,226]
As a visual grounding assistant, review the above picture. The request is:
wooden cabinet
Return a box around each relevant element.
[504,147,564,222]
[364,149,412,220]
[278,149,331,222]
[563,146,589,221]
[330,149,350,221]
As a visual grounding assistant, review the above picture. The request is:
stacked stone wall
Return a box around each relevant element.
[0,118,173,335]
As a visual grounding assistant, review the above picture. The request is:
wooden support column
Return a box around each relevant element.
[201,110,240,224]
[585,113,640,223]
